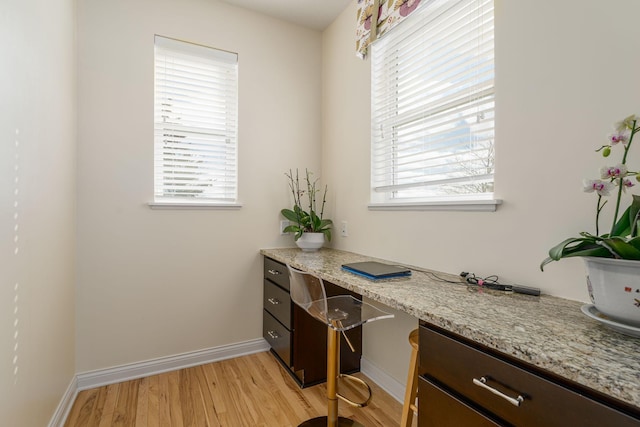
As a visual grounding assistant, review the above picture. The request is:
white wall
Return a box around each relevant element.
[0,0,77,424]
[76,0,322,372]
[322,0,640,384]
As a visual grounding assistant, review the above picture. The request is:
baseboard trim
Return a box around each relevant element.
[76,338,269,391]
[360,356,406,404]
[48,376,78,427]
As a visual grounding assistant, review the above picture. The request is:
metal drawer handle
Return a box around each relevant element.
[267,330,280,339]
[473,376,524,407]
[267,269,281,276]
[267,297,280,305]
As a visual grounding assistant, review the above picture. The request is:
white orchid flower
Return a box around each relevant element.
[607,131,629,145]
[600,163,628,179]
[583,179,614,196]
[618,178,635,192]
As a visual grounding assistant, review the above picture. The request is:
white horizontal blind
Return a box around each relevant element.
[154,36,238,203]
[371,0,495,203]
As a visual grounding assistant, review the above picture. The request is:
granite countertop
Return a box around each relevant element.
[260,247,640,410]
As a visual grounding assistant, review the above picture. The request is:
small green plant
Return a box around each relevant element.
[541,115,640,271]
[281,169,332,241]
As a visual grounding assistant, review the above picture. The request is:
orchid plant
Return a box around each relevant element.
[541,114,640,270]
[281,169,333,242]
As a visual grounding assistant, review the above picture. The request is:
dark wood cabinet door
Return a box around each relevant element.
[419,377,505,427]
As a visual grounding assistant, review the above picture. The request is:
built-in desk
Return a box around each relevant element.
[260,247,640,424]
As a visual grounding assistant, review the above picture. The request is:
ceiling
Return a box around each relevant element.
[219,0,351,31]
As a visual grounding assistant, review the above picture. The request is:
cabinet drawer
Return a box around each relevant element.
[418,376,503,427]
[264,257,289,291]
[420,325,639,427]
[264,279,291,329]
[263,311,291,367]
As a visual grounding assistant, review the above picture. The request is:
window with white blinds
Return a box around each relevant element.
[371,0,496,208]
[154,36,238,205]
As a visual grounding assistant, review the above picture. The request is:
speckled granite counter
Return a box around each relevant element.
[260,247,640,410]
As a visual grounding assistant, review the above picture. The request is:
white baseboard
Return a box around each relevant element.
[49,338,269,427]
[48,376,78,427]
[77,338,269,391]
[360,356,406,404]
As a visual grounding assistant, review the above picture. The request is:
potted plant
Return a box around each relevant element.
[541,114,640,328]
[281,169,333,251]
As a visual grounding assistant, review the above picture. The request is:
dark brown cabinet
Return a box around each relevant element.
[263,256,361,387]
[418,321,640,427]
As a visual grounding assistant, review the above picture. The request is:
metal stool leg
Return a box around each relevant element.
[327,327,340,426]
[298,327,364,427]
[401,329,419,427]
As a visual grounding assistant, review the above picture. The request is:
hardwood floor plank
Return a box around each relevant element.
[234,355,291,426]
[134,376,149,426]
[200,362,224,423]
[64,388,98,427]
[64,351,405,427]
[157,372,171,425]
[211,357,256,426]
[191,367,212,425]
[146,375,160,427]
[255,352,315,421]
[192,365,220,427]
[112,379,140,426]
[177,370,195,426]
[167,370,185,427]
[86,385,109,427]
[97,383,120,427]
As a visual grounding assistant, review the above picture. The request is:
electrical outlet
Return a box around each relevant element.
[340,221,348,237]
[280,220,291,235]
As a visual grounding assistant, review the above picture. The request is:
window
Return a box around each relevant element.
[153,36,239,207]
[370,0,497,210]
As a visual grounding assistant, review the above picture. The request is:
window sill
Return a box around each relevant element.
[147,202,243,210]
[368,199,502,212]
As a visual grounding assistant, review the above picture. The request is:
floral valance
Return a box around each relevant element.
[356,0,423,59]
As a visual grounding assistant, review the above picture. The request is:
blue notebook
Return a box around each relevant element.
[342,261,411,280]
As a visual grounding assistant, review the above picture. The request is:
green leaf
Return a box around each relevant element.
[610,207,631,237]
[310,212,321,230]
[547,237,597,260]
[629,195,640,237]
[318,219,333,229]
[282,225,301,234]
[598,237,640,259]
[628,236,640,250]
[541,236,610,271]
[611,194,640,237]
[281,208,299,222]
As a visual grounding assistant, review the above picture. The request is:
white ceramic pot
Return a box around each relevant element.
[583,257,640,327]
[295,232,325,252]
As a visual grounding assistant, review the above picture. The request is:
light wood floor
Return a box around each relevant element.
[64,351,414,427]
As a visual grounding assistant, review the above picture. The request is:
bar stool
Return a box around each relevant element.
[287,265,394,427]
[400,329,419,427]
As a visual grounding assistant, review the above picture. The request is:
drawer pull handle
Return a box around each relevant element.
[267,330,280,339]
[267,297,280,305]
[473,377,524,407]
[267,269,281,276]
